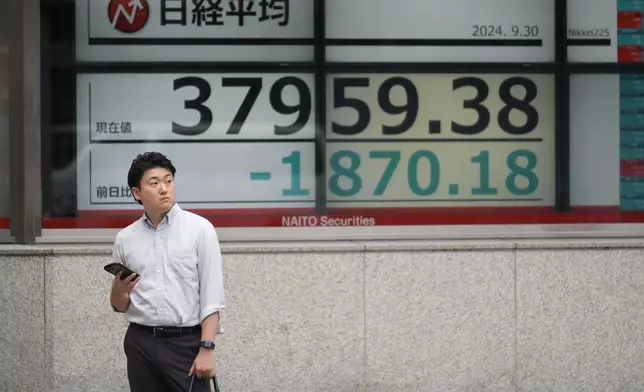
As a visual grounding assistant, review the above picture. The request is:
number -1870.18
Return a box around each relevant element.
[279,149,539,199]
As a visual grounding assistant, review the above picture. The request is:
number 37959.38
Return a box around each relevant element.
[172,75,540,137]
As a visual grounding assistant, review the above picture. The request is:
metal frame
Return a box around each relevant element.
[554,0,570,212]
[7,0,41,244]
[35,223,644,244]
[0,3,11,243]
[8,0,644,245]
[313,0,327,215]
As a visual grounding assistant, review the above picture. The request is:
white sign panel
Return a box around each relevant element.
[567,0,630,62]
[75,0,314,62]
[79,143,316,210]
[77,73,316,141]
[76,72,317,211]
[325,0,554,62]
[325,73,556,207]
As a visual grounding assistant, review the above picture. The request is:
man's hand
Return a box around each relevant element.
[110,272,140,312]
[112,272,140,293]
[189,349,215,379]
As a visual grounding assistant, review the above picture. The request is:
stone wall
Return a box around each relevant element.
[1,240,644,392]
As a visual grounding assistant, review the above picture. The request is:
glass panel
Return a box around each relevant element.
[42,0,561,231]
[323,72,557,226]
[570,73,644,222]
[76,0,314,62]
[73,72,316,225]
[327,0,555,63]
[42,0,318,229]
[568,0,644,63]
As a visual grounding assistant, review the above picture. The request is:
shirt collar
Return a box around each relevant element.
[142,202,181,227]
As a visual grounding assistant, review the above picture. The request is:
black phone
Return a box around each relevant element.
[104,262,140,280]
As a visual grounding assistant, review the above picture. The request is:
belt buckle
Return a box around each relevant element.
[153,327,164,336]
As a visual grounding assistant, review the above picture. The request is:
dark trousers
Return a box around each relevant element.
[123,323,211,392]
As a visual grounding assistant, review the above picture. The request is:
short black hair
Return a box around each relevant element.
[127,151,177,191]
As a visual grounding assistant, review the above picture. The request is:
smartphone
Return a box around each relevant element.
[104,262,140,280]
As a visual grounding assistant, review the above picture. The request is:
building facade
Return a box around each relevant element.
[2,0,644,391]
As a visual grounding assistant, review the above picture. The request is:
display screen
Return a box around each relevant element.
[75,0,314,62]
[48,0,585,229]
[325,74,555,207]
[76,73,316,211]
[76,0,558,63]
[325,0,554,62]
[568,0,644,62]
[570,74,644,214]
[73,72,556,226]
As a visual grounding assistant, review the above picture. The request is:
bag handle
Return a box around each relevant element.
[188,374,220,392]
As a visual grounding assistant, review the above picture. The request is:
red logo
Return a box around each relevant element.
[108,0,150,33]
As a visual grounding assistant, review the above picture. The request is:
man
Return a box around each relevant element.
[109,151,225,392]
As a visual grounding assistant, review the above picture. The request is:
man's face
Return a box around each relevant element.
[132,167,175,213]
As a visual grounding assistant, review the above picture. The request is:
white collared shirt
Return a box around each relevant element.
[111,203,225,327]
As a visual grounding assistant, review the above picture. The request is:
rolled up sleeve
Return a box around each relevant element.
[111,234,124,264]
[197,222,226,323]
[110,234,126,313]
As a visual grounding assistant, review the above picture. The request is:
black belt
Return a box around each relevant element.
[130,323,201,337]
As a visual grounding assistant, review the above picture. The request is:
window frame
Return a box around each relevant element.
[35,223,644,244]
[10,0,644,245]
[5,0,41,243]
[0,2,10,242]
